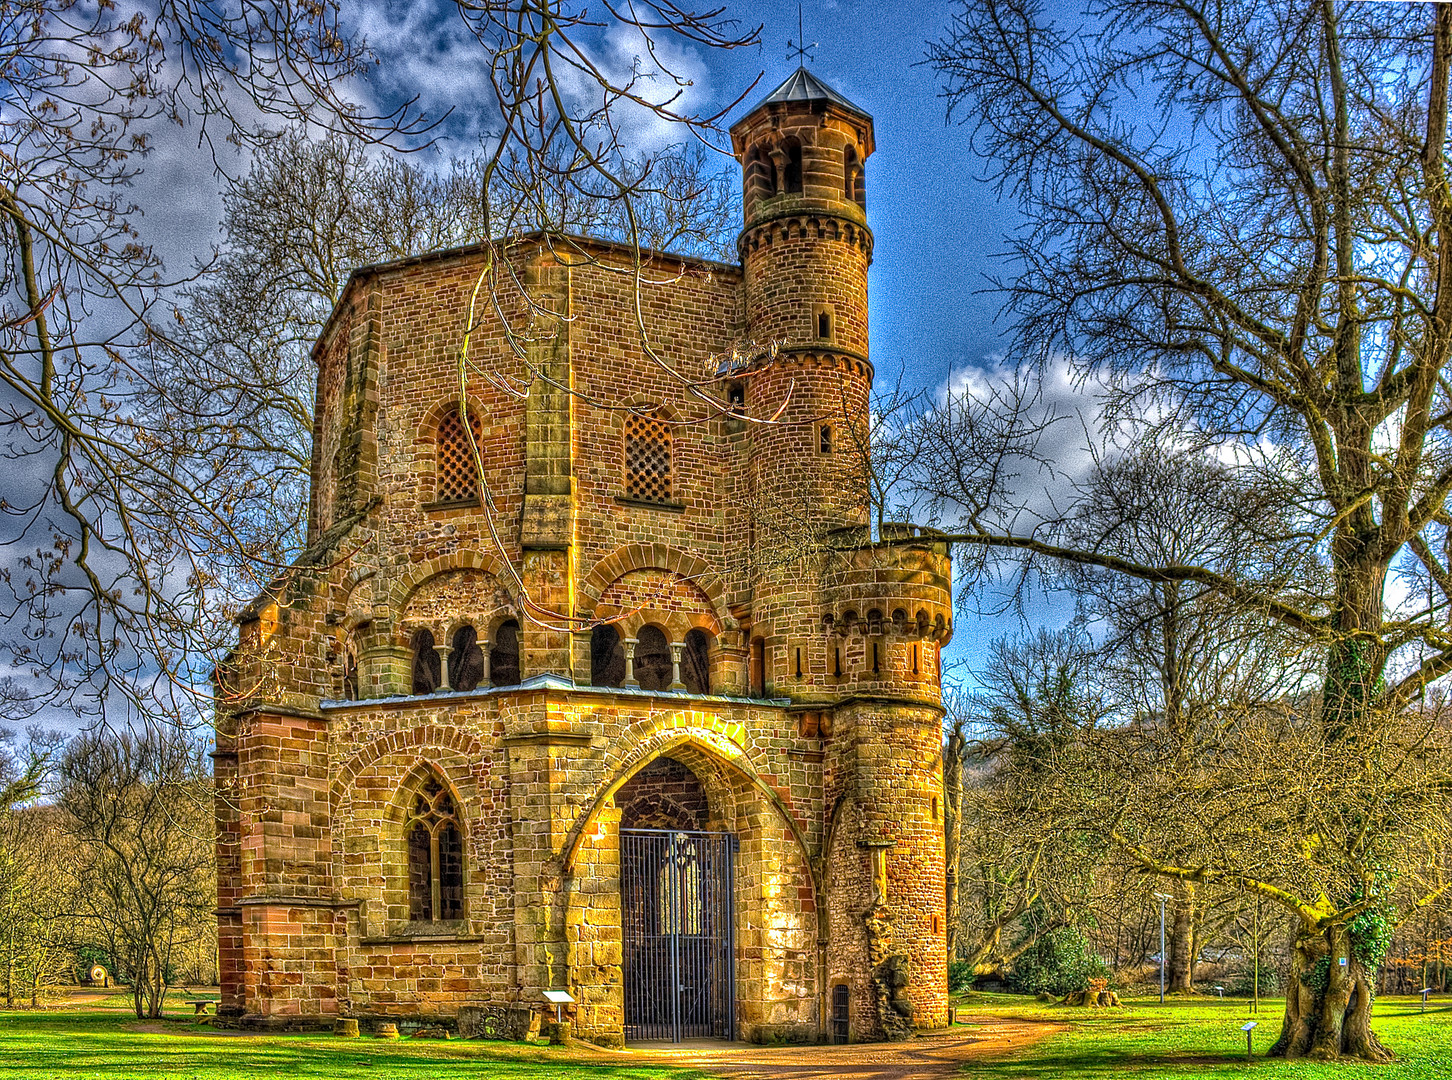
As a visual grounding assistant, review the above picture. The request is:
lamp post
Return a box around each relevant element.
[1154,892,1172,1004]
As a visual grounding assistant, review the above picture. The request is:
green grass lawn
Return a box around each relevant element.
[4,991,1452,1079]
[953,993,1452,1079]
[0,998,703,1080]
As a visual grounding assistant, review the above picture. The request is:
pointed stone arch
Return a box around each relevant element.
[556,725,823,1044]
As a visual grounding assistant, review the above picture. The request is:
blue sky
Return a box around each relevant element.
[698,2,1075,675]
[99,1,1075,717]
[703,2,1024,385]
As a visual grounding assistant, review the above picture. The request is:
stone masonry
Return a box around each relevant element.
[215,68,952,1045]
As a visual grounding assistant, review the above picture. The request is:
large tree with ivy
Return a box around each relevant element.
[924,0,1452,1060]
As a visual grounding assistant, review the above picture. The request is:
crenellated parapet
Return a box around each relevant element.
[822,525,952,640]
[803,524,953,701]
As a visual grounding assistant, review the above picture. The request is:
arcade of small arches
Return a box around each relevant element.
[741,134,867,211]
[404,619,717,696]
[409,619,520,694]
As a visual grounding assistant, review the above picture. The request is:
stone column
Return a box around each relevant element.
[480,637,491,685]
[669,642,686,691]
[434,645,453,692]
[623,639,639,687]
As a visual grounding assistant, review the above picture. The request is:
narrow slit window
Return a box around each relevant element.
[820,424,833,454]
[795,647,803,678]
[784,140,803,194]
[624,414,672,503]
[818,311,832,339]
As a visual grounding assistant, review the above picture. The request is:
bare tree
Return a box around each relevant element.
[1,2,760,731]
[1064,441,1316,993]
[952,629,1114,981]
[925,0,1452,1058]
[57,731,214,1019]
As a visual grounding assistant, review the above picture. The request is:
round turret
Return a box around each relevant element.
[729,70,879,692]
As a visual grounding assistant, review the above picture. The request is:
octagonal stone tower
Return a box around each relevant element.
[214,66,950,1046]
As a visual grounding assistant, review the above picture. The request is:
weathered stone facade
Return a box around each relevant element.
[215,68,952,1044]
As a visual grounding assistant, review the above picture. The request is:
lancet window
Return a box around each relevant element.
[406,778,463,922]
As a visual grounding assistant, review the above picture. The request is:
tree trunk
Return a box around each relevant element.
[1268,919,1392,1062]
[1167,884,1195,994]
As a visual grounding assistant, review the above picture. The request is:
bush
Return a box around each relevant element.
[948,959,974,992]
[1008,926,1111,997]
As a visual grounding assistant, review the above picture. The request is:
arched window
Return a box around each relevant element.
[624,414,672,503]
[435,405,484,504]
[783,139,803,194]
[658,842,703,935]
[591,624,626,687]
[450,625,485,692]
[682,628,712,695]
[745,145,777,201]
[411,628,440,695]
[634,625,672,692]
[406,778,463,922]
[490,619,520,686]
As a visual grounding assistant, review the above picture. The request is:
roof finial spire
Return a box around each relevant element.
[787,4,817,66]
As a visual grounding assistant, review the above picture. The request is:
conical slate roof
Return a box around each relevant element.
[744,66,871,121]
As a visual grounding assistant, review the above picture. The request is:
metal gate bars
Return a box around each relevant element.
[620,828,736,1042]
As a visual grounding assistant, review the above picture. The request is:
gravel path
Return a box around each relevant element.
[620,1016,1065,1079]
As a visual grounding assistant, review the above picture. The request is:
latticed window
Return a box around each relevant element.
[406,778,463,922]
[625,414,672,503]
[435,406,483,504]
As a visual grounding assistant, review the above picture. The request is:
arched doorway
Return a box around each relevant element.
[617,757,735,1042]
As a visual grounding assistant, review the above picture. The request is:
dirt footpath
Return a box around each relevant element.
[624,1016,1064,1080]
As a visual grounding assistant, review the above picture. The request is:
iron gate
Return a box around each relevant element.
[620,828,736,1042]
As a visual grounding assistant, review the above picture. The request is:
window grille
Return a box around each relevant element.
[435,406,483,504]
[625,415,672,503]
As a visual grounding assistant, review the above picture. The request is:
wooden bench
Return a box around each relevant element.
[185,1000,213,1016]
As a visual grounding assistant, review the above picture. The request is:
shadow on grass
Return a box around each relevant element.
[0,1011,699,1080]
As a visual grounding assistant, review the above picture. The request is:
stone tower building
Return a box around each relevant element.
[215,68,953,1045]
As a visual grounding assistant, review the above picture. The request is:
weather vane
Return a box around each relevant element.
[787,4,817,66]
